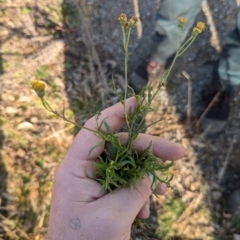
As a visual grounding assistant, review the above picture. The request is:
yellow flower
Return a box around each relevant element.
[196,21,205,31]
[118,13,127,25]
[31,80,45,91]
[31,80,45,97]
[192,21,205,36]
[178,16,187,28]
[129,16,138,28]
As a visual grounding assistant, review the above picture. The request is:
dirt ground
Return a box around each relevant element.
[1,0,240,239]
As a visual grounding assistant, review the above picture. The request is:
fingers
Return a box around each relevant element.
[137,198,150,219]
[96,175,152,224]
[66,98,137,161]
[157,182,167,195]
[135,182,167,219]
[119,132,185,160]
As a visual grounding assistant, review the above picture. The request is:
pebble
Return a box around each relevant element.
[19,96,30,102]
[6,106,18,115]
[190,182,201,192]
[16,148,25,158]
[234,234,240,240]
[17,121,34,130]
[184,175,195,189]
[30,116,38,123]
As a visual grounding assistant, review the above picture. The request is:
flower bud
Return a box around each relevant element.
[129,16,138,28]
[178,16,187,28]
[118,13,128,25]
[31,80,46,98]
[192,21,205,37]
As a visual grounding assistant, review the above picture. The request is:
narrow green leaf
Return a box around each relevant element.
[103,121,113,135]
[88,139,104,155]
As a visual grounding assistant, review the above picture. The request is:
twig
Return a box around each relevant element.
[182,71,192,127]
[196,89,224,129]
[176,193,204,223]
[218,139,236,183]
[132,0,142,39]
[202,0,221,52]
[42,124,74,141]
[0,214,30,240]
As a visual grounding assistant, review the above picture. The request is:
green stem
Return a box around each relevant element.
[41,98,97,133]
[123,27,132,131]
[177,37,196,56]
[153,35,195,97]
[177,36,194,54]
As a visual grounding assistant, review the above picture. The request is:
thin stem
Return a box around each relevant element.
[177,36,194,53]
[122,26,126,52]
[123,27,132,131]
[177,37,196,56]
[41,98,97,133]
[176,27,181,49]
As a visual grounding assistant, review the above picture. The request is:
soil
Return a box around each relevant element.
[1,0,240,239]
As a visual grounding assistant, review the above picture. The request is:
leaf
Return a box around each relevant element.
[103,121,113,135]
[147,85,152,104]
[98,117,108,130]
[88,139,104,156]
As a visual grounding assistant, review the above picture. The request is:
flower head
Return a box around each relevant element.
[192,21,205,37]
[178,16,187,28]
[129,16,138,28]
[118,13,128,25]
[31,80,46,98]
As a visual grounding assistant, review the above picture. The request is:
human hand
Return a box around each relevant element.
[47,98,185,240]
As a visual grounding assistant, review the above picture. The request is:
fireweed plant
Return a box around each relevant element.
[31,15,204,194]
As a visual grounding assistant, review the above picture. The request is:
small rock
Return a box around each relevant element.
[211,222,220,230]
[6,106,18,115]
[223,212,232,219]
[234,234,240,240]
[17,121,34,130]
[190,182,201,192]
[184,175,195,189]
[0,28,8,36]
[191,137,206,148]
[19,96,30,102]
[30,117,39,123]
[17,148,25,158]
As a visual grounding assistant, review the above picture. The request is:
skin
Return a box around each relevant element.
[47,97,185,240]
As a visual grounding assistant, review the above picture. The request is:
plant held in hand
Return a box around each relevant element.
[31,15,204,194]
